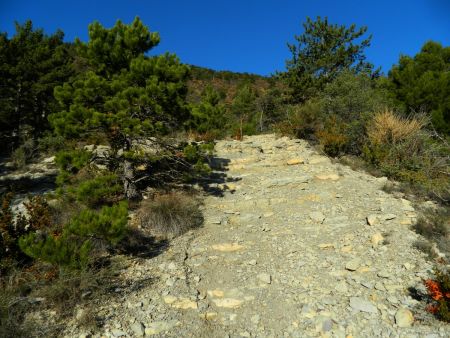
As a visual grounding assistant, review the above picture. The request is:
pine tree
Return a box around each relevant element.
[49,17,190,199]
[283,16,374,103]
[389,41,450,134]
[19,201,128,269]
[0,21,74,150]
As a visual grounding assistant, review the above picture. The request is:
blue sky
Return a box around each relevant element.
[1,0,449,76]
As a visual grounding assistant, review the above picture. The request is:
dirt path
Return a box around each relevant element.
[65,134,447,338]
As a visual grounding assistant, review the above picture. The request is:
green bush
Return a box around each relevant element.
[182,143,213,162]
[68,174,122,207]
[55,149,92,189]
[55,149,91,174]
[66,202,128,245]
[389,41,450,135]
[19,234,92,270]
[315,72,394,155]
[181,143,213,177]
[37,133,66,154]
[320,71,393,122]
[19,202,128,269]
[315,116,349,156]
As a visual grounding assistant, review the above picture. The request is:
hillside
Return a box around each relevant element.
[1,16,448,337]
[187,65,278,104]
[54,134,447,337]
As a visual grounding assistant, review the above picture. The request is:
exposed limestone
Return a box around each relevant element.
[57,134,445,338]
[315,173,340,181]
[395,308,414,327]
[345,258,361,271]
[211,243,244,252]
[349,297,378,313]
[257,273,272,284]
[367,214,378,226]
[144,320,178,335]
[212,298,244,309]
[371,232,384,247]
[286,158,304,165]
[309,211,325,223]
[171,298,198,310]
[207,289,225,298]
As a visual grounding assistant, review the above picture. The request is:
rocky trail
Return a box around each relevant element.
[65,134,447,338]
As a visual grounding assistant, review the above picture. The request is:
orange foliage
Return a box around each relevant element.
[425,279,444,301]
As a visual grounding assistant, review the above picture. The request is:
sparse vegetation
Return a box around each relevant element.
[1,11,449,332]
[363,110,449,202]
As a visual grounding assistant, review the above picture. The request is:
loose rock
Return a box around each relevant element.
[346,258,361,271]
[395,308,414,328]
[367,214,378,226]
[257,273,272,284]
[349,297,378,314]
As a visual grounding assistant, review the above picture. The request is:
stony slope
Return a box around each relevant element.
[66,134,447,338]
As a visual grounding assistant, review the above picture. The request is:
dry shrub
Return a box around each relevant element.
[1,256,124,337]
[36,268,111,318]
[367,109,428,145]
[0,264,40,338]
[137,192,203,238]
[364,109,449,202]
[0,287,34,338]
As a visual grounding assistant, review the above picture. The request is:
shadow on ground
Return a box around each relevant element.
[116,228,170,259]
[194,156,241,197]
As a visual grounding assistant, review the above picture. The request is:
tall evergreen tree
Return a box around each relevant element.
[389,41,450,134]
[49,17,190,199]
[283,16,374,103]
[0,21,74,150]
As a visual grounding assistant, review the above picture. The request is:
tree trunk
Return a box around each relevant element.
[259,110,264,132]
[14,84,22,149]
[121,137,140,201]
[123,159,140,201]
[240,117,243,141]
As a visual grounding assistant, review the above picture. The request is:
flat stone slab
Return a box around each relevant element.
[212,298,244,309]
[286,158,304,165]
[211,243,244,252]
[315,173,340,181]
[349,297,378,313]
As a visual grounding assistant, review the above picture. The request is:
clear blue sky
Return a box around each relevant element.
[1,0,449,76]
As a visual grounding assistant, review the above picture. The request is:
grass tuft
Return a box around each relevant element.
[137,192,203,238]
